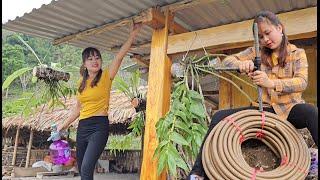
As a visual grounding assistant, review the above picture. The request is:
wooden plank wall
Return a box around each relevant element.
[299,38,317,105]
[220,38,317,108]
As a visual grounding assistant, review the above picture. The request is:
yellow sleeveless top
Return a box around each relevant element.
[77,69,112,120]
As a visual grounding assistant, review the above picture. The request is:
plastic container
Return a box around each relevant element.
[47,124,71,165]
[49,139,71,165]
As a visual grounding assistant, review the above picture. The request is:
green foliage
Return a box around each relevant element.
[114,69,142,99]
[107,114,144,155]
[2,93,30,118]
[107,134,141,156]
[1,29,116,120]
[154,53,255,178]
[2,44,26,83]
[2,91,46,118]
[128,112,145,137]
[114,69,145,137]
[2,67,33,90]
[154,81,208,177]
[2,32,78,118]
[40,79,76,109]
[111,70,145,156]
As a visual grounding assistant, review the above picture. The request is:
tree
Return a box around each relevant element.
[2,44,26,84]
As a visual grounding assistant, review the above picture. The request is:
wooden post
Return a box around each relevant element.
[219,73,232,109]
[12,127,20,166]
[25,129,34,168]
[140,10,172,180]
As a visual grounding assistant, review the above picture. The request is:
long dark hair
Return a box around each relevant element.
[78,47,103,93]
[253,11,288,68]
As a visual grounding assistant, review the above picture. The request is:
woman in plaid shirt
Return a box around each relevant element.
[188,10,318,180]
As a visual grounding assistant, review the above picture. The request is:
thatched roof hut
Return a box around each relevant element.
[2,88,147,134]
[2,87,147,169]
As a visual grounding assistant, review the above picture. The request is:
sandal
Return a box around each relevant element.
[188,174,204,180]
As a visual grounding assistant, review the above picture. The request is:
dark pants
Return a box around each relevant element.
[188,103,318,179]
[76,116,109,180]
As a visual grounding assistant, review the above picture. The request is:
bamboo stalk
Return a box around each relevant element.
[25,129,34,168]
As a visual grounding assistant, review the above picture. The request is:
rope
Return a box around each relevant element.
[202,109,310,180]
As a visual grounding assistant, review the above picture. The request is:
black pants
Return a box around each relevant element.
[76,116,109,180]
[188,103,318,179]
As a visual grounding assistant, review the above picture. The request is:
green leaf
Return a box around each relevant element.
[174,110,188,123]
[113,76,133,98]
[167,143,182,159]
[175,121,191,135]
[167,153,177,176]
[171,132,188,146]
[193,123,208,135]
[2,67,33,90]
[181,97,190,106]
[191,141,199,157]
[157,152,168,175]
[153,140,169,160]
[193,132,203,147]
[188,90,203,101]
[130,70,141,97]
[166,143,188,172]
[172,101,187,112]
[175,155,189,171]
[190,101,206,118]
[154,140,169,158]
[16,35,43,65]
[31,76,38,83]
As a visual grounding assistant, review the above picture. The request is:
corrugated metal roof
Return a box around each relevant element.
[174,0,317,31]
[3,0,317,57]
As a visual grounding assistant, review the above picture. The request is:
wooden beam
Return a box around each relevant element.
[204,97,218,107]
[202,90,219,96]
[53,12,148,45]
[146,8,188,34]
[141,10,172,180]
[111,42,151,53]
[167,0,216,12]
[12,127,20,166]
[219,73,232,109]
[131,55,149,67]
[167,7,317,54]
[54,7,188,45]
[25,129,34,168]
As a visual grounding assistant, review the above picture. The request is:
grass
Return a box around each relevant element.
[68,129,141,151]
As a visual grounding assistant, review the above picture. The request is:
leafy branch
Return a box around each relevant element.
[155,53,256,178]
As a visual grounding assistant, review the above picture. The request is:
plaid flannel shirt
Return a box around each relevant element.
[222,43,308,120]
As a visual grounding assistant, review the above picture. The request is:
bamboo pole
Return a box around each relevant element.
[12,127,20,166]
[25,129,34,168]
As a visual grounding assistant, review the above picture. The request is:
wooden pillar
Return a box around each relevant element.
[140,10,172,180]
[219,73,232,109]
[25,129,34,168]
[12,127,20,166]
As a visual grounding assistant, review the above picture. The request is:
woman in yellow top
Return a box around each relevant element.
[58,23,142,180]
[188,11,318,180]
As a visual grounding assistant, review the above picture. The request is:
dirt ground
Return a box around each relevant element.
[2,173,139,180]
